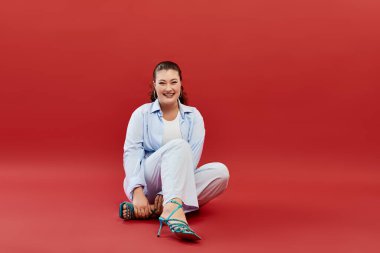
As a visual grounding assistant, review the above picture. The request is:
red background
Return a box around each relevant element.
[1,0,379,252]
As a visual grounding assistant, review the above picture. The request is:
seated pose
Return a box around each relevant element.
[119,61,230,241]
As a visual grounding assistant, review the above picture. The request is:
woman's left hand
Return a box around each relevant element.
[154,194,163,214]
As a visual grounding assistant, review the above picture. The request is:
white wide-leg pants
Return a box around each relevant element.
[140,139,230,213]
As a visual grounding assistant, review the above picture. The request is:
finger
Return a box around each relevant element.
[146,205,152,217]
[142,207,149,219]
[155,197,160,211]
[158,196,163,212]
[134,206,139,218]
[136,208,142,219]
[154,196,158,211]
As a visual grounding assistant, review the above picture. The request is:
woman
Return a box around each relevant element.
[119,61,230,241]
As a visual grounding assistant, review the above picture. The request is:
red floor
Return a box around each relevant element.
[1,151,379,253]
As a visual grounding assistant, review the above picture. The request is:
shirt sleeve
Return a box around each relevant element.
[188,108,205,170]
[123,107,146,201]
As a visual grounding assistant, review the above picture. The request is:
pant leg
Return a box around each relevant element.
[190,162,230,212]
[142,139,199,212]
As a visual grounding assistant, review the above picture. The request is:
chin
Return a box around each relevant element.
[159,97,179,104]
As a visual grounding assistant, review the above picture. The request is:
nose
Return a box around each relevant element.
[164,84,173,91]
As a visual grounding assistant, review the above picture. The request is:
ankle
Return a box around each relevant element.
[162,198,183,213]
[162,203,176,213]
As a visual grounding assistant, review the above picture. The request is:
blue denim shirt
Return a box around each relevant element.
[123,98,205,200]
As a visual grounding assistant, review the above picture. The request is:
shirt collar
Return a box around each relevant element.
[150,98,192,119]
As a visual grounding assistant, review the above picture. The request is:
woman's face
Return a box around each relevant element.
[153,69,181,107]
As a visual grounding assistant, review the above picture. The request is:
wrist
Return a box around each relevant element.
[133,186,144,196]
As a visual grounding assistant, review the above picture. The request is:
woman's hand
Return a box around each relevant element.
[154,194,164,214]
[132,187,152,219]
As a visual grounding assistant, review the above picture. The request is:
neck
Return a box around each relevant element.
[159,100,179,113]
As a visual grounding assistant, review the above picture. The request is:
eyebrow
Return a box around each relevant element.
[158,79,178,82]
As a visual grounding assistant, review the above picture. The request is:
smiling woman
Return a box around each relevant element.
[119,61,230,241]
[150,61,188,106]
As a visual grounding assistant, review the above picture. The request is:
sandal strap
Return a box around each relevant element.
[169,199,183,207]
[125,202,135,219]
[166,218,189,226]
[167,221,195,234]
[166,199,183,220]
[119,202,135,220]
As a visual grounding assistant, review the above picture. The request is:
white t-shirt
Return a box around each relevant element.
[162,111,182,145]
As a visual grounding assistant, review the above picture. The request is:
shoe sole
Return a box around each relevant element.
[175,232,202,241]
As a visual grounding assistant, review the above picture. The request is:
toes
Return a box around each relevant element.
[123,207,130,219]
[122,204,135,219]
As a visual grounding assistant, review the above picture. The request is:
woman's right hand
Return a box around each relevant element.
[132,187,152,219]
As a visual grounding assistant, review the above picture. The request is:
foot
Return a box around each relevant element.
[157,199,201,240]
[160,199,188,228]
[122,203,133,219]
[122,203,162,219]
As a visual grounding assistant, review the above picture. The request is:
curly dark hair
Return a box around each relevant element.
[150,61,188,105]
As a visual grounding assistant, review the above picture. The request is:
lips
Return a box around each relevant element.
[163,93,175,98]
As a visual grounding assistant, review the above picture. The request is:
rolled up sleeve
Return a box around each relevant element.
[188,108,205,170]
[123,107,146,201]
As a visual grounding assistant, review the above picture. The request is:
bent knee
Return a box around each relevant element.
[170,138,188,145]
[166,139,191,151]
[214,162,230,182]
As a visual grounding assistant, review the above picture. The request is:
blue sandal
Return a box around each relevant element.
[119,202,136,220]
[119,201,159,220]
[157,199,201,240]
